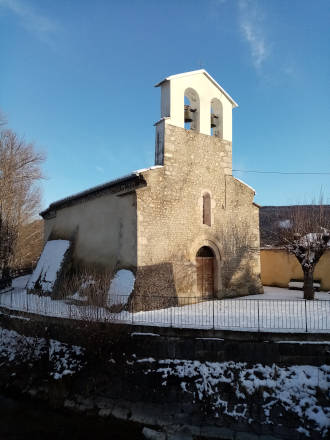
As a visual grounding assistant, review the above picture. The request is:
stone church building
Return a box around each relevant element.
[40,70,262,305]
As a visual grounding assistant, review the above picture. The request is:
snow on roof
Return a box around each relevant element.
[134,165,163,174]
[233,177,256,194]
[155,69,238,108]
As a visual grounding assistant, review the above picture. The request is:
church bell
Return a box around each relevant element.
[210,113,218,128]
[184,105,195,123]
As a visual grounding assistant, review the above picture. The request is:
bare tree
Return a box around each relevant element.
[0,120,45,284]
[13,219,43,270]
[277,203,330,300]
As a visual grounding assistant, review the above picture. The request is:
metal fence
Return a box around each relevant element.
[0,288,329,333]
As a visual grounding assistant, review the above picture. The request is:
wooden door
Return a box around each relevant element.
[196,257,214,297]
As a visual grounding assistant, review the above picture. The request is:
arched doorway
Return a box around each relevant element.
[196,246,215,297]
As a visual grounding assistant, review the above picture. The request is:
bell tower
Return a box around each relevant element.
[154,69,238,166]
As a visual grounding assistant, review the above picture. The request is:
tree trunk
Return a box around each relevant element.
[303,269,315,300]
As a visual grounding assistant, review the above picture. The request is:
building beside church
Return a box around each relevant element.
[40,70,262,306]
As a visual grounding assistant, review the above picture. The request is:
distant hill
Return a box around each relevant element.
[259,205,330,247]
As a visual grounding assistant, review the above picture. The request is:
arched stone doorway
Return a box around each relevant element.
[196,246,215,297]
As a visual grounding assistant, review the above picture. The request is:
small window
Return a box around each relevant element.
[203,193,211,226]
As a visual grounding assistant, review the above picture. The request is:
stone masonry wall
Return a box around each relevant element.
[43,192,137,273]
[134,124,262,306]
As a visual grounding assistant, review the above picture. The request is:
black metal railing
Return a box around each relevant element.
[0,289,329,333]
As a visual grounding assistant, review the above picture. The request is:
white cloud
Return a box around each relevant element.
[282,63,297,78]
[238,0,269,70]
[0,0,58,44]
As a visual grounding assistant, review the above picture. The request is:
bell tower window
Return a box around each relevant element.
[184,88,200,132]
[210,98,223,138]
[184,96,194,130]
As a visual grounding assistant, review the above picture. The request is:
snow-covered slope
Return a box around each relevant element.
[27,240,70,293]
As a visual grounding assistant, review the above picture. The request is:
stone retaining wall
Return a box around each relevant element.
[0,308,329,440]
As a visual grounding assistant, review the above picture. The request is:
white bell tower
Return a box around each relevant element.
[154,69,238,166]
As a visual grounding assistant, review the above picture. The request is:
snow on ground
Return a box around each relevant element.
[246,286,330,300]
[27,240,70,292]
[139,358,330,438]
[11,275,30,289]
[107,269,135,306]
[49,339,85,380]
[0,326,84,379]
[0,284,329,332]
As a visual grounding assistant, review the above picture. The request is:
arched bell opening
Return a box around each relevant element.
[196,246,216,298]
[210,98,223,138]
[184,88,200,132]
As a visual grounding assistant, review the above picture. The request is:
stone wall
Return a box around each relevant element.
[44,191,137,272]
[135,124,262,303]
[1,312,329,440]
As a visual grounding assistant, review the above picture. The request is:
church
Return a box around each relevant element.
[40,70,262,306]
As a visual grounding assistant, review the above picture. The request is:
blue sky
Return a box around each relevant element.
[1,0,329,209]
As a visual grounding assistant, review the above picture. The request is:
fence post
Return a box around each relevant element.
[170,301,173,328]
[257,300,260,332]
[305,300,308,333]
[212,298,215,330]
[131,297,134,326]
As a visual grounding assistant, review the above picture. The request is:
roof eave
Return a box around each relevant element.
[155,69,238,108]
[40,173,144,218]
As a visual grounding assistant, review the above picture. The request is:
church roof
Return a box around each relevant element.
[40,166,163,218]
[155,69,238,108]
[40,172,145,218]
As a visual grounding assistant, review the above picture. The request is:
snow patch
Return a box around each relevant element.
[0,326,85,379]
[12,275,30,289]
[67,291,87,302]
[278,219,291,229]
[289,281,320,289]
[27,240,70,292]
[137,357,156,363]
[147,359,330,438]
[134,165,163,174]
[275,340,330,344]
[49,339,84,380]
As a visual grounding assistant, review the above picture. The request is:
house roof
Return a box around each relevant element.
[155,69,239,108]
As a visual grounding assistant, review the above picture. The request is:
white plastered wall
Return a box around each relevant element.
[159,72,234,141]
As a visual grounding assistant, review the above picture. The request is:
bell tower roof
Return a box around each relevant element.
[154,69,237,141]
[155,69,238,108]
